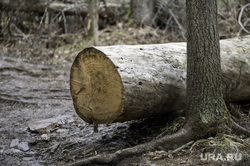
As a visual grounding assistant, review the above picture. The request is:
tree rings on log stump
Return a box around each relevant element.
[70,48,124,125]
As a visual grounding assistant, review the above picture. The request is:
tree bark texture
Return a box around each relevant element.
[186,0,223,125]
[70,36,250,125]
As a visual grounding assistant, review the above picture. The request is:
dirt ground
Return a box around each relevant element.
[0,25,249,166]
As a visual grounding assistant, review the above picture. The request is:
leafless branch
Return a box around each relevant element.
[238,3,250,33]
[61,11,67,34]
[40,7,48,26]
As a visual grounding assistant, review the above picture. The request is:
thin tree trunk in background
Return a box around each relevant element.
[88,0,99,45]
[130,0,154,26]
[186,0,224,136]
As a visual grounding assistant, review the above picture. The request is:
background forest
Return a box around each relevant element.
[0,0,249,51]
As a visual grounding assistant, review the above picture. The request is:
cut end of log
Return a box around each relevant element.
[70,47,124,124]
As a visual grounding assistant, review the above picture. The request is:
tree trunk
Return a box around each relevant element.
[186,0,224,137]
[88,0,99,45]
[130,0,154,26]
[70,36,250,125]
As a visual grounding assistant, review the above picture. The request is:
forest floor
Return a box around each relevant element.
[0,24,249,166]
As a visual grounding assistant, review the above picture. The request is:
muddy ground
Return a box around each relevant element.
[0,25,249,166]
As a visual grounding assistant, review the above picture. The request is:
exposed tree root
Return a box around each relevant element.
[150,141,194,160]
[70,125,193,166]
[69,116,250,165]
[232,121,250,137]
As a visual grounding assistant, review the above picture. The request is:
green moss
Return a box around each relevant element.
[125,8,131,18]
[172,122,179,132]
[51,62,58,65]
[200,113,209,124]
[127,19,134,26]
[217,142,225,147]
[115,32,126,37]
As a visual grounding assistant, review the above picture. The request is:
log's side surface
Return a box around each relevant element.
[99,43,188,123]
[70,36,250,124]
[220,38,250,102]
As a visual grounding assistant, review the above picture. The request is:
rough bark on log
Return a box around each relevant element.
[70,36,250,125]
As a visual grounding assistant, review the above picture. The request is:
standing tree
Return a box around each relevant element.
[72,0,249,165]
[88,0,99,45]
[186,0,225,136]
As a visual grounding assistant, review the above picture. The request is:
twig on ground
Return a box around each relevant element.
[69,126,192,166]
[40,7,48,26]
[232,121,250,137]
[188,139,207,152]
[152,141,194,160]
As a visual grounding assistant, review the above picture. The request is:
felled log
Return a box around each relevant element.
[70,36,250,126]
